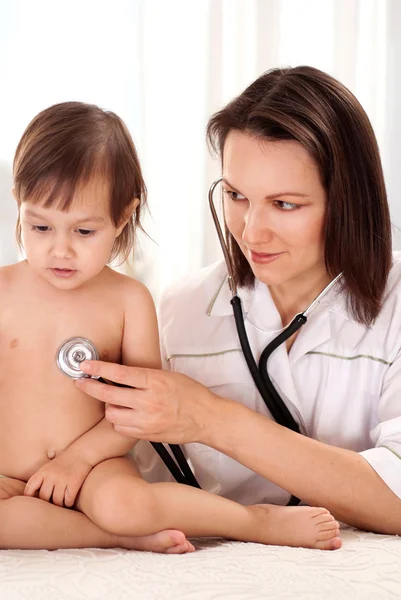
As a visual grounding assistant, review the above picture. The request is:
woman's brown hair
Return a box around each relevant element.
[207,66,392,325]
[13,101,146,263]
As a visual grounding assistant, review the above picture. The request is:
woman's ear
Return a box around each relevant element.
[116,197,140,236]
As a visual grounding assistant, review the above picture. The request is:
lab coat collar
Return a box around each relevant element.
[288,300,332,364]
[286,288,369,362]
[208,274,361,362]
[208,274,330,332]
[208,276,282,330]
[207,276,256,318]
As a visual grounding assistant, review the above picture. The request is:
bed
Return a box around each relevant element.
[1,526,400,599]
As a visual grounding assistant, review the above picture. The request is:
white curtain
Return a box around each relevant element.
[0,0,400,298]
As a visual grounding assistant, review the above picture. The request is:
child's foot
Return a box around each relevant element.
[117,529,195,554]
[249,505,342,550]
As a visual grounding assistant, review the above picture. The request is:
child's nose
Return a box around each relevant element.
[50,234,74,259]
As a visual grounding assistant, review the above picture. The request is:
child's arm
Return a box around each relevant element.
[60,279,162,465]
[24,279,162,507]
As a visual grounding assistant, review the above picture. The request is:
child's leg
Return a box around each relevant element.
[77,456,342,550]
[0,477,194,552]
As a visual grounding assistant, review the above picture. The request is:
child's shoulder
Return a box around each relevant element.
[0,262,22,290]
[104,267,154,307]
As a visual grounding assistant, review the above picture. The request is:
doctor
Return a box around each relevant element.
[77,66,401,535]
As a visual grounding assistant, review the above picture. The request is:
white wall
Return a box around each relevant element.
[1,0,400,298]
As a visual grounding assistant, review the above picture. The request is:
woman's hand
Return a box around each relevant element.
[75,361,215,444]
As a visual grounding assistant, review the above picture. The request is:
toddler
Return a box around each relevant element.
[0,102,341,552]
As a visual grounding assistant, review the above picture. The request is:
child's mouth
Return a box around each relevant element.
[51,268,77,278]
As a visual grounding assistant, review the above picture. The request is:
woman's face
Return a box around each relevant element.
[222,131,327,290]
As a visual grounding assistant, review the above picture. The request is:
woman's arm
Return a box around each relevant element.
[76,362,401,534]
[205,395,401,534]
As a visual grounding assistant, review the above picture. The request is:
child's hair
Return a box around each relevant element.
[13,101,147,263]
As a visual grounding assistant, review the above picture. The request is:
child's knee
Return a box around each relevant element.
[0,490,25,548]
[86,475,158,535]
[0,500,10,548]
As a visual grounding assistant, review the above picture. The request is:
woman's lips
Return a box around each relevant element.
[51,268,77,278]
[249,251,285,264]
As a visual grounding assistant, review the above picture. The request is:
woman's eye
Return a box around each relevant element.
[77,228,95,237]
[224,190,246,201]
[274,200,300,211]
[32,225,50,232]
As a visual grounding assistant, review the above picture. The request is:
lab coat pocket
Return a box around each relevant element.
[315,355,385,450]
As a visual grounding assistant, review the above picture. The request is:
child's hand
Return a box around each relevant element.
[24,452,93,507]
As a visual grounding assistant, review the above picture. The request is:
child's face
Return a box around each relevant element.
[18,178,125,290]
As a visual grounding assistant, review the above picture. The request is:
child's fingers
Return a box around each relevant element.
[64,477,86,508]
[52,483,67,507]
[64,481,81,507]
[38,479,55,503]
[24,474,44,497]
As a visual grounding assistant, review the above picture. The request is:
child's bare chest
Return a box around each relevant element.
[0,290,124,378]
[0,287,126,478]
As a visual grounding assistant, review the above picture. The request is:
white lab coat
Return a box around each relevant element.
[134,254,401,505]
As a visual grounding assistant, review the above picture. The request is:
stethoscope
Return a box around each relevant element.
[55,177,342,502]
[56,338,201,488]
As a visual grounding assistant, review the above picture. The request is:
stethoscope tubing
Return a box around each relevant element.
[97,376,201,488]
[258,313,307,431]
[231,296,302,432]
[231,296,301,506]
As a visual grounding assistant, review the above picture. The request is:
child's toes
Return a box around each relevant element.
[316,525,337,540]
[312,512,337,526]
[315,535,342,551]
[314,519,342,550]
[311,508,331,519]
[166,541,195,554]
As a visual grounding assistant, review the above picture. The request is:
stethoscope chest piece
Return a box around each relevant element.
[56,337,99,379]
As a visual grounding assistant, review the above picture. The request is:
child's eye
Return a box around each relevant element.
[223,189,246,201]
[76,228,96,237]
[32,225,50,232]
[273,200,300,211]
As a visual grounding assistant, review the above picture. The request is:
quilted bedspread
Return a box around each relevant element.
[1,526,400,599]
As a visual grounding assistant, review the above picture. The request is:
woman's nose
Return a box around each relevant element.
[242,206,273,245]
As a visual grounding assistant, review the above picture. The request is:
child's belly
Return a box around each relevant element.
[0,314,123,481]
[0,375,105,481]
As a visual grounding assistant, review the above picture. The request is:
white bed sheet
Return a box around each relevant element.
[1,526,400,600]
